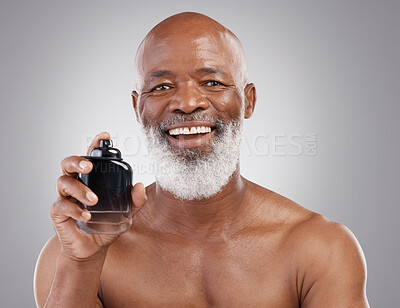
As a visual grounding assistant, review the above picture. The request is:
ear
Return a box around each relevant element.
[131,91,140,123]
[243,83,257,119]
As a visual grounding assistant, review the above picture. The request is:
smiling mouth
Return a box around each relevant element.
[167,125,214,140]
[164,122,216,149]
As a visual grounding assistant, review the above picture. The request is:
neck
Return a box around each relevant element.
[140,167,253,242]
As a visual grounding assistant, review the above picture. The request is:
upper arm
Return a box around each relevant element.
[34,235,61,308]
[299,220,369,308]
[34,235,105,308]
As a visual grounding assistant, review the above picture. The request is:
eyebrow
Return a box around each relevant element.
[148,67,227,80]
[149,70,173,81]
[195,67,227,76]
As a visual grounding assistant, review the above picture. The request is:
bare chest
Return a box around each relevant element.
[100,235,299,307]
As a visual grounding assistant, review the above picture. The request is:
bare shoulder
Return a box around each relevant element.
[290,210,366,261]
[291,215,368,306]
[290,210,367,278]
[246,181,368,306]
[34,234,61,307]
[247,180,365,259]
[293,214,368,306]
[245,179,316,228]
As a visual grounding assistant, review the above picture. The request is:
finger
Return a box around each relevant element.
[131,182,147,215]
[50,197,92,224]
[57,175,98,206]
[86,131,111,156]
[61,156,93,177]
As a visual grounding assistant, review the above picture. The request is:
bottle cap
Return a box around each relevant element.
[87,139,122,160]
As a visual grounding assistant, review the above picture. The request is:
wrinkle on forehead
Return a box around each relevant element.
[134,12,248,92]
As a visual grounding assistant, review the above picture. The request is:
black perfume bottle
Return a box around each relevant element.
[76,139,133,235]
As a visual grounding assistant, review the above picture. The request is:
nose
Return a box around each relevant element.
[167,81,210,113]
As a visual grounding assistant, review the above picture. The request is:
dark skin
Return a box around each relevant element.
[34,12,369,307]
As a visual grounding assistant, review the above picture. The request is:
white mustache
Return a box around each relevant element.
[158,113,220,132]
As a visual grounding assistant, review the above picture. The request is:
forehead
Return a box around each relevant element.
[138,31,240,79]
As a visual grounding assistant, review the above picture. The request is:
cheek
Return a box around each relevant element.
[138,97,168,126]
[210,90,243,118]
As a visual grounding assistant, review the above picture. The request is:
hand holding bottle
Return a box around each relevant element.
[50,132,147,261]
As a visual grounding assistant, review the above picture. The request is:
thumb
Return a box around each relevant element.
[131,182,147,214]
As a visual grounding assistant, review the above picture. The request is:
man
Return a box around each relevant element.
[34,12,369,307]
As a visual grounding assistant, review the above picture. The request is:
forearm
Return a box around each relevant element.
[43,251,106,308]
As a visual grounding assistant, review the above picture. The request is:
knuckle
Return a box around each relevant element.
[70,155,82,165]
[61,155,81,173]
[50,197,63,217]
[60,156,68,165]
[56,176,63,193]
[56,175,67,190]
[50,197,79,221]
[57,175,74,196]
[60,156,71,168]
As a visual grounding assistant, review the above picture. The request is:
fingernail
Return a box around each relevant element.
[82,211,91,220]
[86,191,97,202]
[79,161,90,170]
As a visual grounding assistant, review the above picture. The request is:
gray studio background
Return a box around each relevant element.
[1,0,399,307]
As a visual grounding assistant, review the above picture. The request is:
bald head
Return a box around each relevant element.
[134,12,249,93]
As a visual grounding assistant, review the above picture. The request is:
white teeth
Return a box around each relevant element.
[168,126,213,135]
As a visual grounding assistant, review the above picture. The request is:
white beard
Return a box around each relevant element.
[140,113,243,200]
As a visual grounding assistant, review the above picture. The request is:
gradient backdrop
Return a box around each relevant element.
[1,0,399,307]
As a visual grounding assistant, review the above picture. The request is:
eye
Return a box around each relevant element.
[152,84,172,91]
[204,80,223,87]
